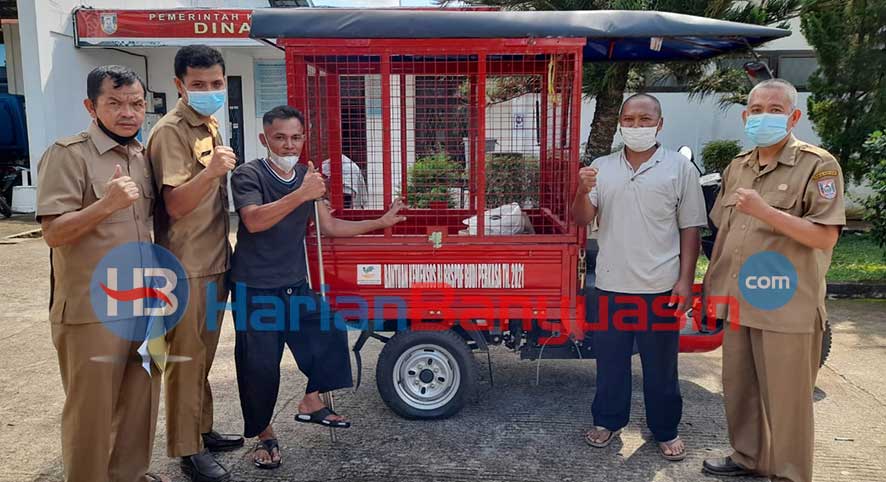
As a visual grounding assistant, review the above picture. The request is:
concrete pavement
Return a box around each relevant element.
[0,235,884,482]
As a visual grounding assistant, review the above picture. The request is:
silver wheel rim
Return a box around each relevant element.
[392,343,461,411]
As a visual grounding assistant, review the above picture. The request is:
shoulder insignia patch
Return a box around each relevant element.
[55,132,89,147]
[817,178,837,200]
[799,143,835,160]
[812,170,839,181]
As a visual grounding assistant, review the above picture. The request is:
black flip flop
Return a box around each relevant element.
[295,407,351,428]
[253,438,282,470]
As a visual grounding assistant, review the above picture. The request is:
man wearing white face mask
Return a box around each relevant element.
[702,79,845,482]
[230,105,406,469]
[147,44,242,482]
[573,93,707,461]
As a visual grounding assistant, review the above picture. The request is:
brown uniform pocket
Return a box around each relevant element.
[90,181,133,223]
[49,296,66,324]
[763,191,798,211]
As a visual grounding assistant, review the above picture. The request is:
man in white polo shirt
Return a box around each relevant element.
[573,93,707,461]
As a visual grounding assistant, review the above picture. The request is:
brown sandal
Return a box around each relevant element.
[658,436,687,461]
[585,427,622,448]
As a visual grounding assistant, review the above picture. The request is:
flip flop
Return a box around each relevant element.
[145,473,170,482]
[658,436,687,461]
[585,427,622,448]
[253,438,282,470]
[295,407,351,428]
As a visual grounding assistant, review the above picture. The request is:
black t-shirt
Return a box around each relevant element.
[230,159,314,288]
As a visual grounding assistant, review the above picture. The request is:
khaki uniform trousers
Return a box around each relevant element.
[723,322,823,482]
[52,322,161,482]
[164,273,228,457]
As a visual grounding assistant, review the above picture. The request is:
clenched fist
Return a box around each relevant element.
[578,166,599,194]
[298,161,327,201]
[104,164,140,211]
[735,188,770,219]
[206,146,237,178]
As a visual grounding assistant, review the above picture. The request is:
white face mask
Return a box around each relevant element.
[267,149,299,173]
[619,125,659,152]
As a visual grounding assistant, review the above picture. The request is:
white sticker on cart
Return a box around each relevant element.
[382,263,525,289]
[357,264,382,285]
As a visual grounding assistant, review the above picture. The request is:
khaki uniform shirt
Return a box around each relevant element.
[36,123,154,324]
[147,99,230,279]
[704,135,846,333]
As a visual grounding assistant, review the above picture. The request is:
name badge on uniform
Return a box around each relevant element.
[817,178,837,199]
[194,137,215,167]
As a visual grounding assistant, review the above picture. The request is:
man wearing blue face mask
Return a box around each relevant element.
[147,45,242,482]
[230,105,406,469]
[702,79,845,482]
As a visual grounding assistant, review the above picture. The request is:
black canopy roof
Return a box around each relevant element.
[250,9,790,62]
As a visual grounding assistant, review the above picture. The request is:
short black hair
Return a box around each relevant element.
[262,105,306,129]
[621,93,662,119]
[87,65,145,103]
[174,45,226,80]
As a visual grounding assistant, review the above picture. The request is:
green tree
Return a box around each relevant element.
[442,0,799,162]
[862,130,886,251]
[801,0,886,181]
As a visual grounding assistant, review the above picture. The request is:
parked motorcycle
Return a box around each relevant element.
[0,165,27,218]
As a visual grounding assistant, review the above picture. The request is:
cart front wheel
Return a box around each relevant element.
[376,329,478,419]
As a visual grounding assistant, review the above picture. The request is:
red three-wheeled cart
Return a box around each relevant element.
[250,8,791,419]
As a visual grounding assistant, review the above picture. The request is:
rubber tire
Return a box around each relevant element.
[376,329,479,420]
[820,319,832,368]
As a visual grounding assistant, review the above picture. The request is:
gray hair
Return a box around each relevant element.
[747,79,799,110]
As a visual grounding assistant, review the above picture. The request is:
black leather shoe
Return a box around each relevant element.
[202,430,245,452]
[180,450,230,482]
[702,456,754,477]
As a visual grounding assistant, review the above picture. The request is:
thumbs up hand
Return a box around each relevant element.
[104,164,140,211]
[297,161,327,201]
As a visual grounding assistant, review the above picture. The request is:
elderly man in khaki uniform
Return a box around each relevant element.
[147,45,242,482]
[37,65,165,482]
[702,79,845,482]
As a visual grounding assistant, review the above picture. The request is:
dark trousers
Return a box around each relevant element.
[233,282,353,438]
[591,289,683,442]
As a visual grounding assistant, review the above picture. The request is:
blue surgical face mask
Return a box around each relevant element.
[744,113,791,147]
[186,89,226,116]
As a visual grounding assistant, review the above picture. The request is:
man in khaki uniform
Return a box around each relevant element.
[702,79,845,482]
[37,66,165,482]
[147,45,242,482]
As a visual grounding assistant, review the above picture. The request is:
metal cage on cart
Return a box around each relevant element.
[282,37,587,325]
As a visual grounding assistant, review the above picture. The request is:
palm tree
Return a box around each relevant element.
[440,0,800,161]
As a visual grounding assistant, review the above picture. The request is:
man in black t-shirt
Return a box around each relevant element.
[230,105,405,469]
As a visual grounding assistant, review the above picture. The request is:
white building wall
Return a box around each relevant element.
[15,0,276,189]
[15,0,825,207]
[2,23,24,95]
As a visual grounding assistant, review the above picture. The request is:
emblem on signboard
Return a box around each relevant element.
[100,13,118,35]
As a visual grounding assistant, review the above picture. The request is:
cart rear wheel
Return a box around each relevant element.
[376,329,478,419]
